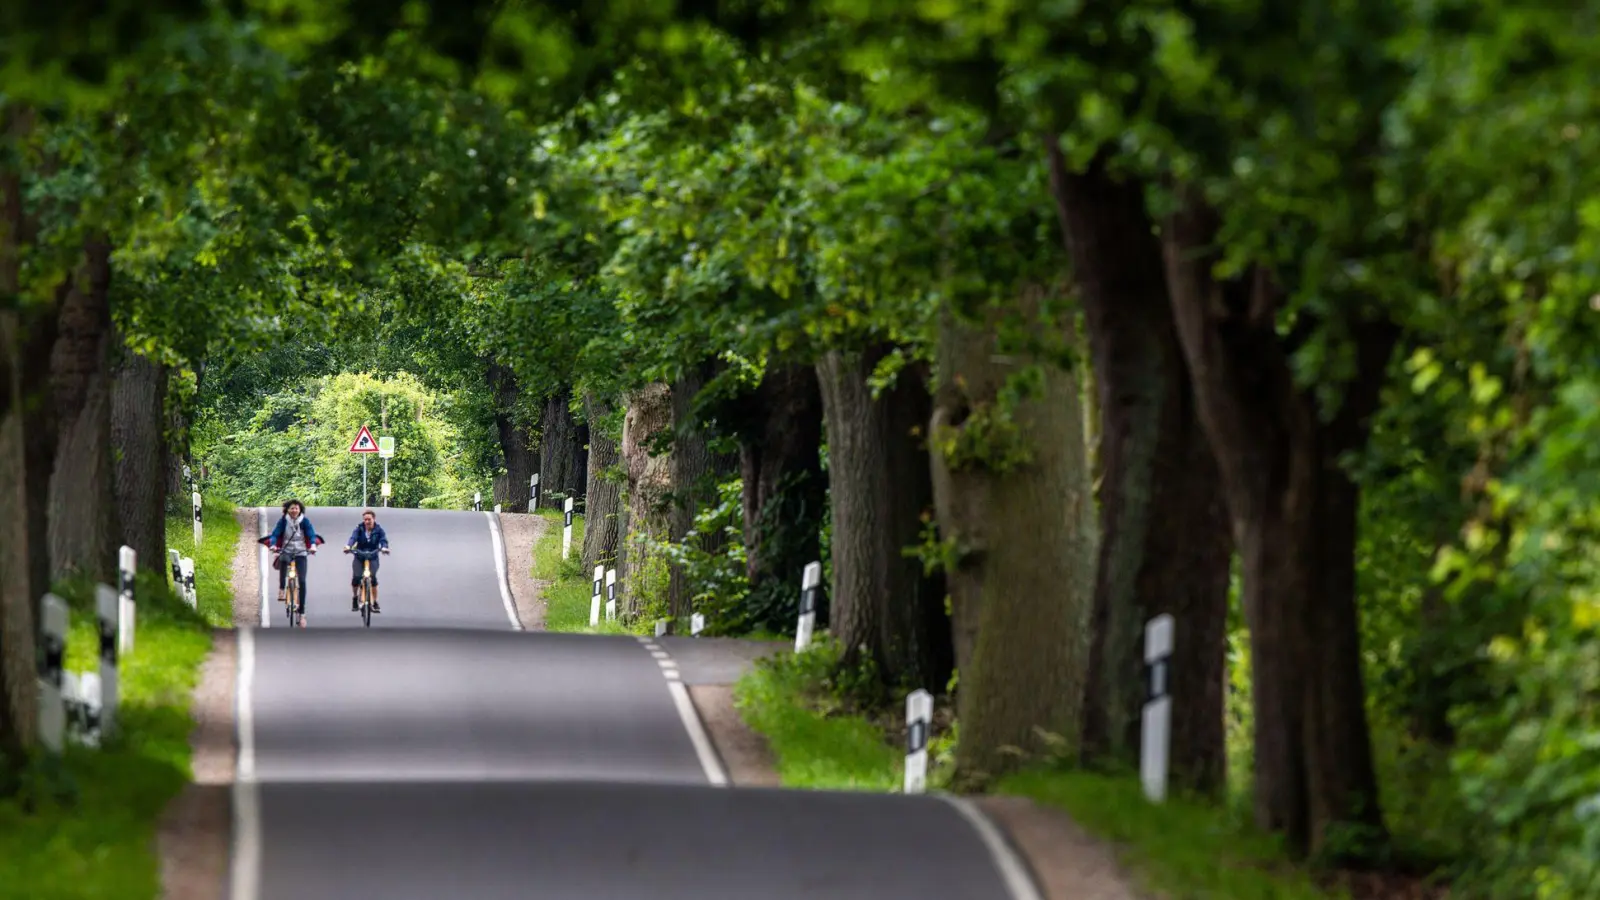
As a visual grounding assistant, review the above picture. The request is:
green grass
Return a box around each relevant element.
[732,636,1340,898]
[732,639,901,791]
[998,769,1341,900]
[0,498,236,900]
[166,493,242,627]
[532,509,630,634]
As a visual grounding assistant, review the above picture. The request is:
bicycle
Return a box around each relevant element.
[284,551,303,628]
[345,544,389,627]
[356,556,375,627]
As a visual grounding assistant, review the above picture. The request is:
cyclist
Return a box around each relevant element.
[344,509,391,613]
[261,499,324,622]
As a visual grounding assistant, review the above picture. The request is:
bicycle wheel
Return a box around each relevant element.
[286,578,299,628]
[361,579,372,628]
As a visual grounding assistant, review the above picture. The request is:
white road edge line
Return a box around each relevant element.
[230,627,261,900]
[665,680,728,786]
[939,796,1046,900]
[483,510,523,631]
[257,508,270,629]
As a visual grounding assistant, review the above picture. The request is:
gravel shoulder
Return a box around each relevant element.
[496,512,548,631]
[231,506,260,628]
[975,796,1148,900]
[158,630,235,900]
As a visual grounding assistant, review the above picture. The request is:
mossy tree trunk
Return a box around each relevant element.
[619,383,673,620]
[929,290,1097,788]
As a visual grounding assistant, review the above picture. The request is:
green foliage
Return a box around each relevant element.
[639,477,749,631]
[203,371,481,508]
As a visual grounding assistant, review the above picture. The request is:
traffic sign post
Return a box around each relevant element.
[349,425,379,506]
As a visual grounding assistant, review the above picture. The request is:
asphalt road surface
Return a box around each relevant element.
[235,506,1042,900]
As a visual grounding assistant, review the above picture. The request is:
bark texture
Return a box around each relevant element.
[0,116,43,766]
[0,309,39,762]
[1162,190,1393,860]
[668,360,738,619]
[619,383,674,620]
[537,385,588,509]
[47,239,116,581]
[487,362,536,512]
[111,342,169,575]
[581,392,622,575]
[732,364,826,632]
[1046,145,1232,795]
[816,345,951,694]
[929,296,1097,786]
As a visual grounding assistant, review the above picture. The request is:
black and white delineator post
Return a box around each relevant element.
[473,491,482,512]
[117,545,136,655]
[96,583,120,740]
[691,612,705,636]
[168,548,182,585]
[530,473,540,510]
[192,490,203,547]
[655,619,668,638]
[604,568,617,621]
[904,688,933,794]
[1141,612,1175,803]
[37,593,69,753]
[562,497,575,560]
[590,564,604,628]
[180,557,197,609]
[794,561,821,652]
[495,503,502,514]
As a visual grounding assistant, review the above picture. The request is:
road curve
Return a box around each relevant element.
[235,506,1041,900]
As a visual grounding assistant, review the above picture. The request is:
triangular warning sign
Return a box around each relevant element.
[349,424,379,453]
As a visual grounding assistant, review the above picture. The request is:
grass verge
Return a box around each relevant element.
[532,509,629,634]
[0,497,236,900]
[166,493,242,627]
[733,637,1341,898]
[732,639,901,791]
[998,769,1340,899]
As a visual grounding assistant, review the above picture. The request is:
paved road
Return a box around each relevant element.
[235,506,1041,900]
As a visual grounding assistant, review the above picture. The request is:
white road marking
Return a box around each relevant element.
[230,627,261,900]
[650,650,670,660]
[484,511,524,631]
[257,508,270,629]
[940,796,1046,900]
[665,680,728,786]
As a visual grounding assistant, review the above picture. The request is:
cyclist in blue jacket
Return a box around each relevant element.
[344,509,390,613]
[261,499,324,619]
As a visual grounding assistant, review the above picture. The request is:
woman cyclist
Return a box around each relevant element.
[260,499,324,623]
[344,509,390,613]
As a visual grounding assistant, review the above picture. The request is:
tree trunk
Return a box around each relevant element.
[538,386,576,510]
[619,383,673,620]
[928,293,1097,787]
[1162,190,1393,861]
[581,392,622,574]
[668,360,738,619]
[735,364,826,633]
[47,238,116,582]
[0,309,40,765]
[487,361,535,512]
[110,339,169,575]
[1046,144,1232,796]
[816,345,952,695]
